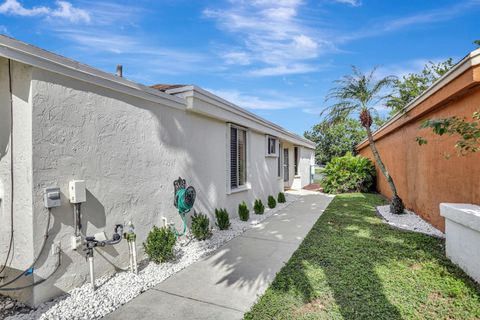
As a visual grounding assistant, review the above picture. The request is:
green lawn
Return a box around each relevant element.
[245,193,480,320]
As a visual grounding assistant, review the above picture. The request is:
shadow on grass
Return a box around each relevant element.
[246,193,480,320]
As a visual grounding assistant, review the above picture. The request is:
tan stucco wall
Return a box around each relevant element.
[358,66,480,232]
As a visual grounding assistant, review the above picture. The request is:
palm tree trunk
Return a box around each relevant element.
[365,125,405,214]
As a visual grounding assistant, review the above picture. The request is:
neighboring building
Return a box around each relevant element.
[357,48,480,232]
[0,36,315,306]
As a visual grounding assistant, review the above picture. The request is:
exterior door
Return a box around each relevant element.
[283,148,289,183]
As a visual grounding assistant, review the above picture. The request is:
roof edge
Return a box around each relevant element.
[165,85,316,148]
[357,47,480,148]
[0,35,186,110]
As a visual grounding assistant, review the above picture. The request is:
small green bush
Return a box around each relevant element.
[143,225,176,263]
[238,202,249,221]
[215,208,231,230]
[267,196,276,209]
[191,212,212,240]
[254,199,265,214]
[277,192,286,203]
[322,152,376,194]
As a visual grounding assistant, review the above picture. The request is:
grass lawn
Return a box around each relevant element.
[245,193,480,320]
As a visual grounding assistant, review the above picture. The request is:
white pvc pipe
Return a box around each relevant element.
[128,241,133,273]
[132,240,138,275]
[88,256,95,291]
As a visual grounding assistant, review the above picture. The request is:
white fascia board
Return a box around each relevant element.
[0,35,186,111]
[357,48,480,147]
[166,85,316,149]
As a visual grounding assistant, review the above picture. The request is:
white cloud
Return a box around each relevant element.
[0,0,90,23]
[339,1,479,42]
[51,1,90,23]
[222,51,252,65]
[206,88,312,110]
[204,0,331,76]
[332,0,361,6]
[249,64,318,76]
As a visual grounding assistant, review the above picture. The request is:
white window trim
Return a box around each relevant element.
[265,135,279,157]
[277,141,283,179]
[226,123,251,195]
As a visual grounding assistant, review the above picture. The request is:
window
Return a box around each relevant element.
[294,146,299,176]
[230,125,247,189]
[266,135,278,156]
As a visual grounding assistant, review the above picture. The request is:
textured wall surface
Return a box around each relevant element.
[0,62,311,306]
[358,66,480,232]
[0,58,35,303]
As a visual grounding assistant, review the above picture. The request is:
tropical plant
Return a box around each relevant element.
[143,226,176,263]
[238,202,249,221]
[322,153,376,194]
[267,196,276,209]
[254,199,265,214]
[277,192,286,203]
[386,59,454,116]
[191,212,212,240]
[416,110,480,155]
[322,66,405,214]
[215,208,231,230]
[304,119,367,164]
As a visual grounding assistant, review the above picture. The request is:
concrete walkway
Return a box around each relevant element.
[104,194,333,320]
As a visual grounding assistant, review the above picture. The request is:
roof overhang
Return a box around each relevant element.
[0,35,186,110]
[165,85,316,149]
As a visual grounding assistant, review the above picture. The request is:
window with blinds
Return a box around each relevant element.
[230,126,247,189]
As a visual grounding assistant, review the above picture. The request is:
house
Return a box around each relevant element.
[0,35,315,306]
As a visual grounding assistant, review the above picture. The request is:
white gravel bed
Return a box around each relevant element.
[5,194,300,320]
[376,205,444,238]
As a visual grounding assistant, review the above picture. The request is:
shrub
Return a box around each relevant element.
[254,199,265,215]
[238,202,249,221]
[143,226,176,263]
[277,192,286,203]
[267,196,276,209]
[191,212,212,240]
[322,152,375,194]
[215,208,231,230]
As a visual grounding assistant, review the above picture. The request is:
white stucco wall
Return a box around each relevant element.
[0,58,35,303]
[0,58,313,305]
[0,63,297,305]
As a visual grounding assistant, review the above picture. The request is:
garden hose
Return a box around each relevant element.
[171,186,196,237]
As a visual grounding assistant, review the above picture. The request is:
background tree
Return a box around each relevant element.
[304,119,366,164]
[474,40,480,47]
[386,59,454,116]
[322,66,405,214]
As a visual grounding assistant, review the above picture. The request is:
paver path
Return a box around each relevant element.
[104,194,333,320]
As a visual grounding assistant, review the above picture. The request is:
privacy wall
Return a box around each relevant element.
[357,58,480,232]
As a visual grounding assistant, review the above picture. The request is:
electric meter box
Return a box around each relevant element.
[44,187,61,208]
[69,180,86,203]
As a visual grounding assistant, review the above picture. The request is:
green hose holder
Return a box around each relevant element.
[172,177,196,237]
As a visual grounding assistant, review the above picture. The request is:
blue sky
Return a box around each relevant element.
[0,0,478,135]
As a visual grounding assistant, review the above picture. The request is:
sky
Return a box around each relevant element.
[0,0,478,136]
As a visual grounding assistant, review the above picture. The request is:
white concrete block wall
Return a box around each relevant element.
[440,203,480,283]
[0,62,301,305]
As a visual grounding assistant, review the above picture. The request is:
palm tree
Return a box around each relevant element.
[322,66,405,214]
